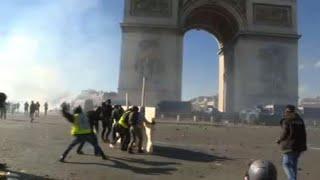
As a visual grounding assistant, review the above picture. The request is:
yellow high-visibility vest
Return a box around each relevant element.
[118,111,131,129]
[71,113,92,135]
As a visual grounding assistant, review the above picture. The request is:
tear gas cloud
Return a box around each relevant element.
[0,0,122,107]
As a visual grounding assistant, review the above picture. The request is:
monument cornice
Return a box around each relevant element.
[181,0,247,21]
[218,31,301,55]
[121,23,180,33]
[236,31,301,40]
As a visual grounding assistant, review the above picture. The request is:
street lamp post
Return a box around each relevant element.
[141,57,149,107]
[141,76,146,107]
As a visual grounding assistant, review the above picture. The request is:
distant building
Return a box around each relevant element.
[300,97,320,108]
[189,95,218,112]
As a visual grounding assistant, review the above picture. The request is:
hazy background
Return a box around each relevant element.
[0,0,319,107]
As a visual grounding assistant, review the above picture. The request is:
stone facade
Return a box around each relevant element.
[118,0,299,112]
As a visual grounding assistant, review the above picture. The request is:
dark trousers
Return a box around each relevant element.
[76,134,99,155]
[30,112,35,122]
[0,107,6,120]
[128,126,143,152]
[111,122,120,143]
[61,134,106,159]
[117,125,130,151]
[101,117,112,141]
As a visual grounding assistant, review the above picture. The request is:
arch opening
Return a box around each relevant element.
[181,4,241,47]
[182,30,219,106]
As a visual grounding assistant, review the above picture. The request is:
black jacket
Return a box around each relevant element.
[279,113,307,153]
[0,92,7,108]
[128,111,139,126]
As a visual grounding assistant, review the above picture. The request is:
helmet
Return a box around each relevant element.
[247,160,277,180]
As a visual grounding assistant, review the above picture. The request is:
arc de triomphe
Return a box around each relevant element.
[118,0,299,112]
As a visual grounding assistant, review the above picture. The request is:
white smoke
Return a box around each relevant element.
[0,0,120,107]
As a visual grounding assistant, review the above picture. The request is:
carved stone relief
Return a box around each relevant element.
[258,45,289,97]
[131,0,172,17]
[134,40,165,89]
[253,3,292,27]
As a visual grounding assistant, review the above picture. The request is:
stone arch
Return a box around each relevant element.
[180,0,247,32]
[119,0,299,112]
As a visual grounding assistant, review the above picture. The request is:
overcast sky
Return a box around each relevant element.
[0,0,319,105]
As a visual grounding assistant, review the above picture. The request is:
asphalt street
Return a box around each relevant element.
[0,113,319,180]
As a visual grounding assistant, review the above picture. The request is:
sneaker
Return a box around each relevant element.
[128,149,134,154]
[138,150,144,154]
[109,144,115,148]
[59,156,65,163]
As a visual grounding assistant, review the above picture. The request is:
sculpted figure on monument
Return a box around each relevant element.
[134,40,164,81]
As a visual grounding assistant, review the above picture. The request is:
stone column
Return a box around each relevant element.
[230,34,299,112]
[118,26,183,106]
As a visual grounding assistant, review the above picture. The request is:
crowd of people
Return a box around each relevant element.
[59,99,152,162]
[24,101,48,122]
[0,93,49,122]
[0,92,308,180]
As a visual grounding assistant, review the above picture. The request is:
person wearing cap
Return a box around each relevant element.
[59,105,107,162]
[244,160,277,180]
[276,105,307,180]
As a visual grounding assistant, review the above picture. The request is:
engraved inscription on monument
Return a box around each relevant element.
[253,4,292,27]
[131,0,172,17]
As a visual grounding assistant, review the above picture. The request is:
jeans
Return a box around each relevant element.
[283,151,301,180]
[61,134,106,159]
[128,126,143,152]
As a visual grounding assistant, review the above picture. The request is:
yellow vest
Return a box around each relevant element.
[118,111,131,129]
[71,113,92,135]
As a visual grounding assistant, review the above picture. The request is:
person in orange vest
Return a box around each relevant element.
[59,105,107,162]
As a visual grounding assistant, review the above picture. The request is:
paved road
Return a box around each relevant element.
[0,114,319,180]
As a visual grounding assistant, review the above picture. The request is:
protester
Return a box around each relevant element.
[127,106,145,154]
[0,93,7,120]
[110,105,124,146]
[76,107,102,155]
[44,102,48,116]
[35,101,40,117]
[30,101,36,122]
[101,99,113,142]
[116,108,133,151]
[59,105,107,162]
[24,102,29,115]
[276,105,307,180]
